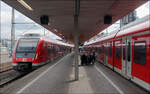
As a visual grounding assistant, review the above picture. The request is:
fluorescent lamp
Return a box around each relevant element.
[17,0,33,11]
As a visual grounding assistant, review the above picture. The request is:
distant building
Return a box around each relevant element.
[120,11,137,27]
[0,39,16,48]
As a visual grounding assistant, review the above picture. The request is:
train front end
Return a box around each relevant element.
[12,38,39,71]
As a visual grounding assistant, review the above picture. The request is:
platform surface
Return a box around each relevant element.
[1,53,148,94]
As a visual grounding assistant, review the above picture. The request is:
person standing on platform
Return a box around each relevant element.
[88,53,93,65]
[92,51,96,64]
[81,53,88,66]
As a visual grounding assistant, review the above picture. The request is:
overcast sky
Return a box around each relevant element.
[0,1,61,40]
[0,1,150,40]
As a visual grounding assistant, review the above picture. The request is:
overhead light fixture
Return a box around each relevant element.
[17,0,33,11]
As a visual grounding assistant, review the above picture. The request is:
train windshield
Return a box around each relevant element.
[16,38,39,53]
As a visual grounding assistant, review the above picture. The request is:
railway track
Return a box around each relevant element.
[0,69,28,87]
[0,62,12,73]
[0,55,66,87]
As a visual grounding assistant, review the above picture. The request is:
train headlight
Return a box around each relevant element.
[32,58,34,61]
[16,58,18,60]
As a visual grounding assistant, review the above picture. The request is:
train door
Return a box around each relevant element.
[122,38,132,78]
[114,39,122,73]
[108,41,113,69]
[132,34,150,89]
[126,38,132,78]
[104,42,108,65]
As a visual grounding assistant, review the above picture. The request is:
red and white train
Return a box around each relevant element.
[85,16,150,91]
[12,33,72,71]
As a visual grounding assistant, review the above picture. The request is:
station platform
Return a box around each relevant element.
[1,53,148,94]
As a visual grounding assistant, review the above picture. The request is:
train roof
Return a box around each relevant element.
[18,33,74,47]
[18,33,41,39]
[85,15,150,45]
[56,41,74,47]
[40,36,74,47]
[85,30,117,45]
[116,15,150,37]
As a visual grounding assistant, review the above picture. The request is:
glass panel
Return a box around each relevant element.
[115,46,121,59]
[134,41,146,65]
[109,44,112,56]
[16,38,39,53]
[127,42,131,61]
[123,42,126,60]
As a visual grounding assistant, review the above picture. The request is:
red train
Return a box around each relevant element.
[12,33,72,71]
[85,16,150,91]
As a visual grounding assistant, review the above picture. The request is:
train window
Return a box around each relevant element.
[109,44,112,56]
[96,47,98,52]
[115,46,121,59]
[17,39,39,53]
[52,45,55,52]
[134,41,146,65]
[100,46,104,54]
[47,46,51,53]
[102,46,104,53]
[56,46,60,52]
[123,42,126,60]
[127,42,131,61]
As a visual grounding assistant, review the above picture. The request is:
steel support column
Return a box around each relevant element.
[11,8,15,56]
[74,15,79,80]
[0,0,1,70]
[0,0,1,43]
[74,0,80,81]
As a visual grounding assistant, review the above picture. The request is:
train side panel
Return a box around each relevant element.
[33,40,45,66]
[131,33,150,90]
[86,16,150,91]
[100,44,105,63]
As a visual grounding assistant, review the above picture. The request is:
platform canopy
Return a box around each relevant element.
[3,0,147,43]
